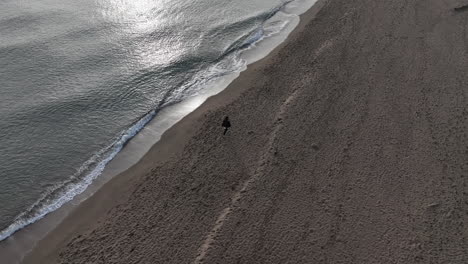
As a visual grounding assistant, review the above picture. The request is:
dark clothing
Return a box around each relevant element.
[222,117,231,135]
[222,119,231,128]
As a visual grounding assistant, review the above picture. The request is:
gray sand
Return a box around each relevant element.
[24,0,468,263]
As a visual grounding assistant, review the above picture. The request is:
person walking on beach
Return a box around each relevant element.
[222,116,231,135]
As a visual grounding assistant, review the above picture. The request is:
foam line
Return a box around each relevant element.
[0,0,305,242]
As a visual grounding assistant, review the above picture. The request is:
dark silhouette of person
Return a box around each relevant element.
[222,116,231,135]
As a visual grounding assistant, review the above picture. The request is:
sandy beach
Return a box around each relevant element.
[23,0,468,263]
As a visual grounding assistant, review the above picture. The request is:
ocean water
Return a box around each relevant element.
[0,0,313,241]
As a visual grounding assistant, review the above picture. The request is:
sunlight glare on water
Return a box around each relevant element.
[0,0,315,248]
[97,0,166,27]
[97,0,190,68]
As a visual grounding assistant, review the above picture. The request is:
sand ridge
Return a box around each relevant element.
[193,34,336,263]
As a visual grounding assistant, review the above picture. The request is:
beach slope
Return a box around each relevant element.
[25,0,468,263]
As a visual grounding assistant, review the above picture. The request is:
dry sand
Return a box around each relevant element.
[23,0,468,263]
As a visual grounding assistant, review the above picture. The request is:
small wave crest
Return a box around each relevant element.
[0,109,156,242]
[220,1,294,57]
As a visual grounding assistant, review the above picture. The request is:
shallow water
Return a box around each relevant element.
[0,0,313,241]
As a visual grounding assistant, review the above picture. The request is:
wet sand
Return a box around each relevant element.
[23,0,468,263]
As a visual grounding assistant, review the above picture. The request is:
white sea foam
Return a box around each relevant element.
[0,0,314,242]
[0,109,157,242]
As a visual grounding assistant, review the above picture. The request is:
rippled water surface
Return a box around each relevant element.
[0,0,311,240]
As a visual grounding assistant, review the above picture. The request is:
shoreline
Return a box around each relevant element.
[0,0,309,247]
[21,0,468,262]
[20,1,328,263]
